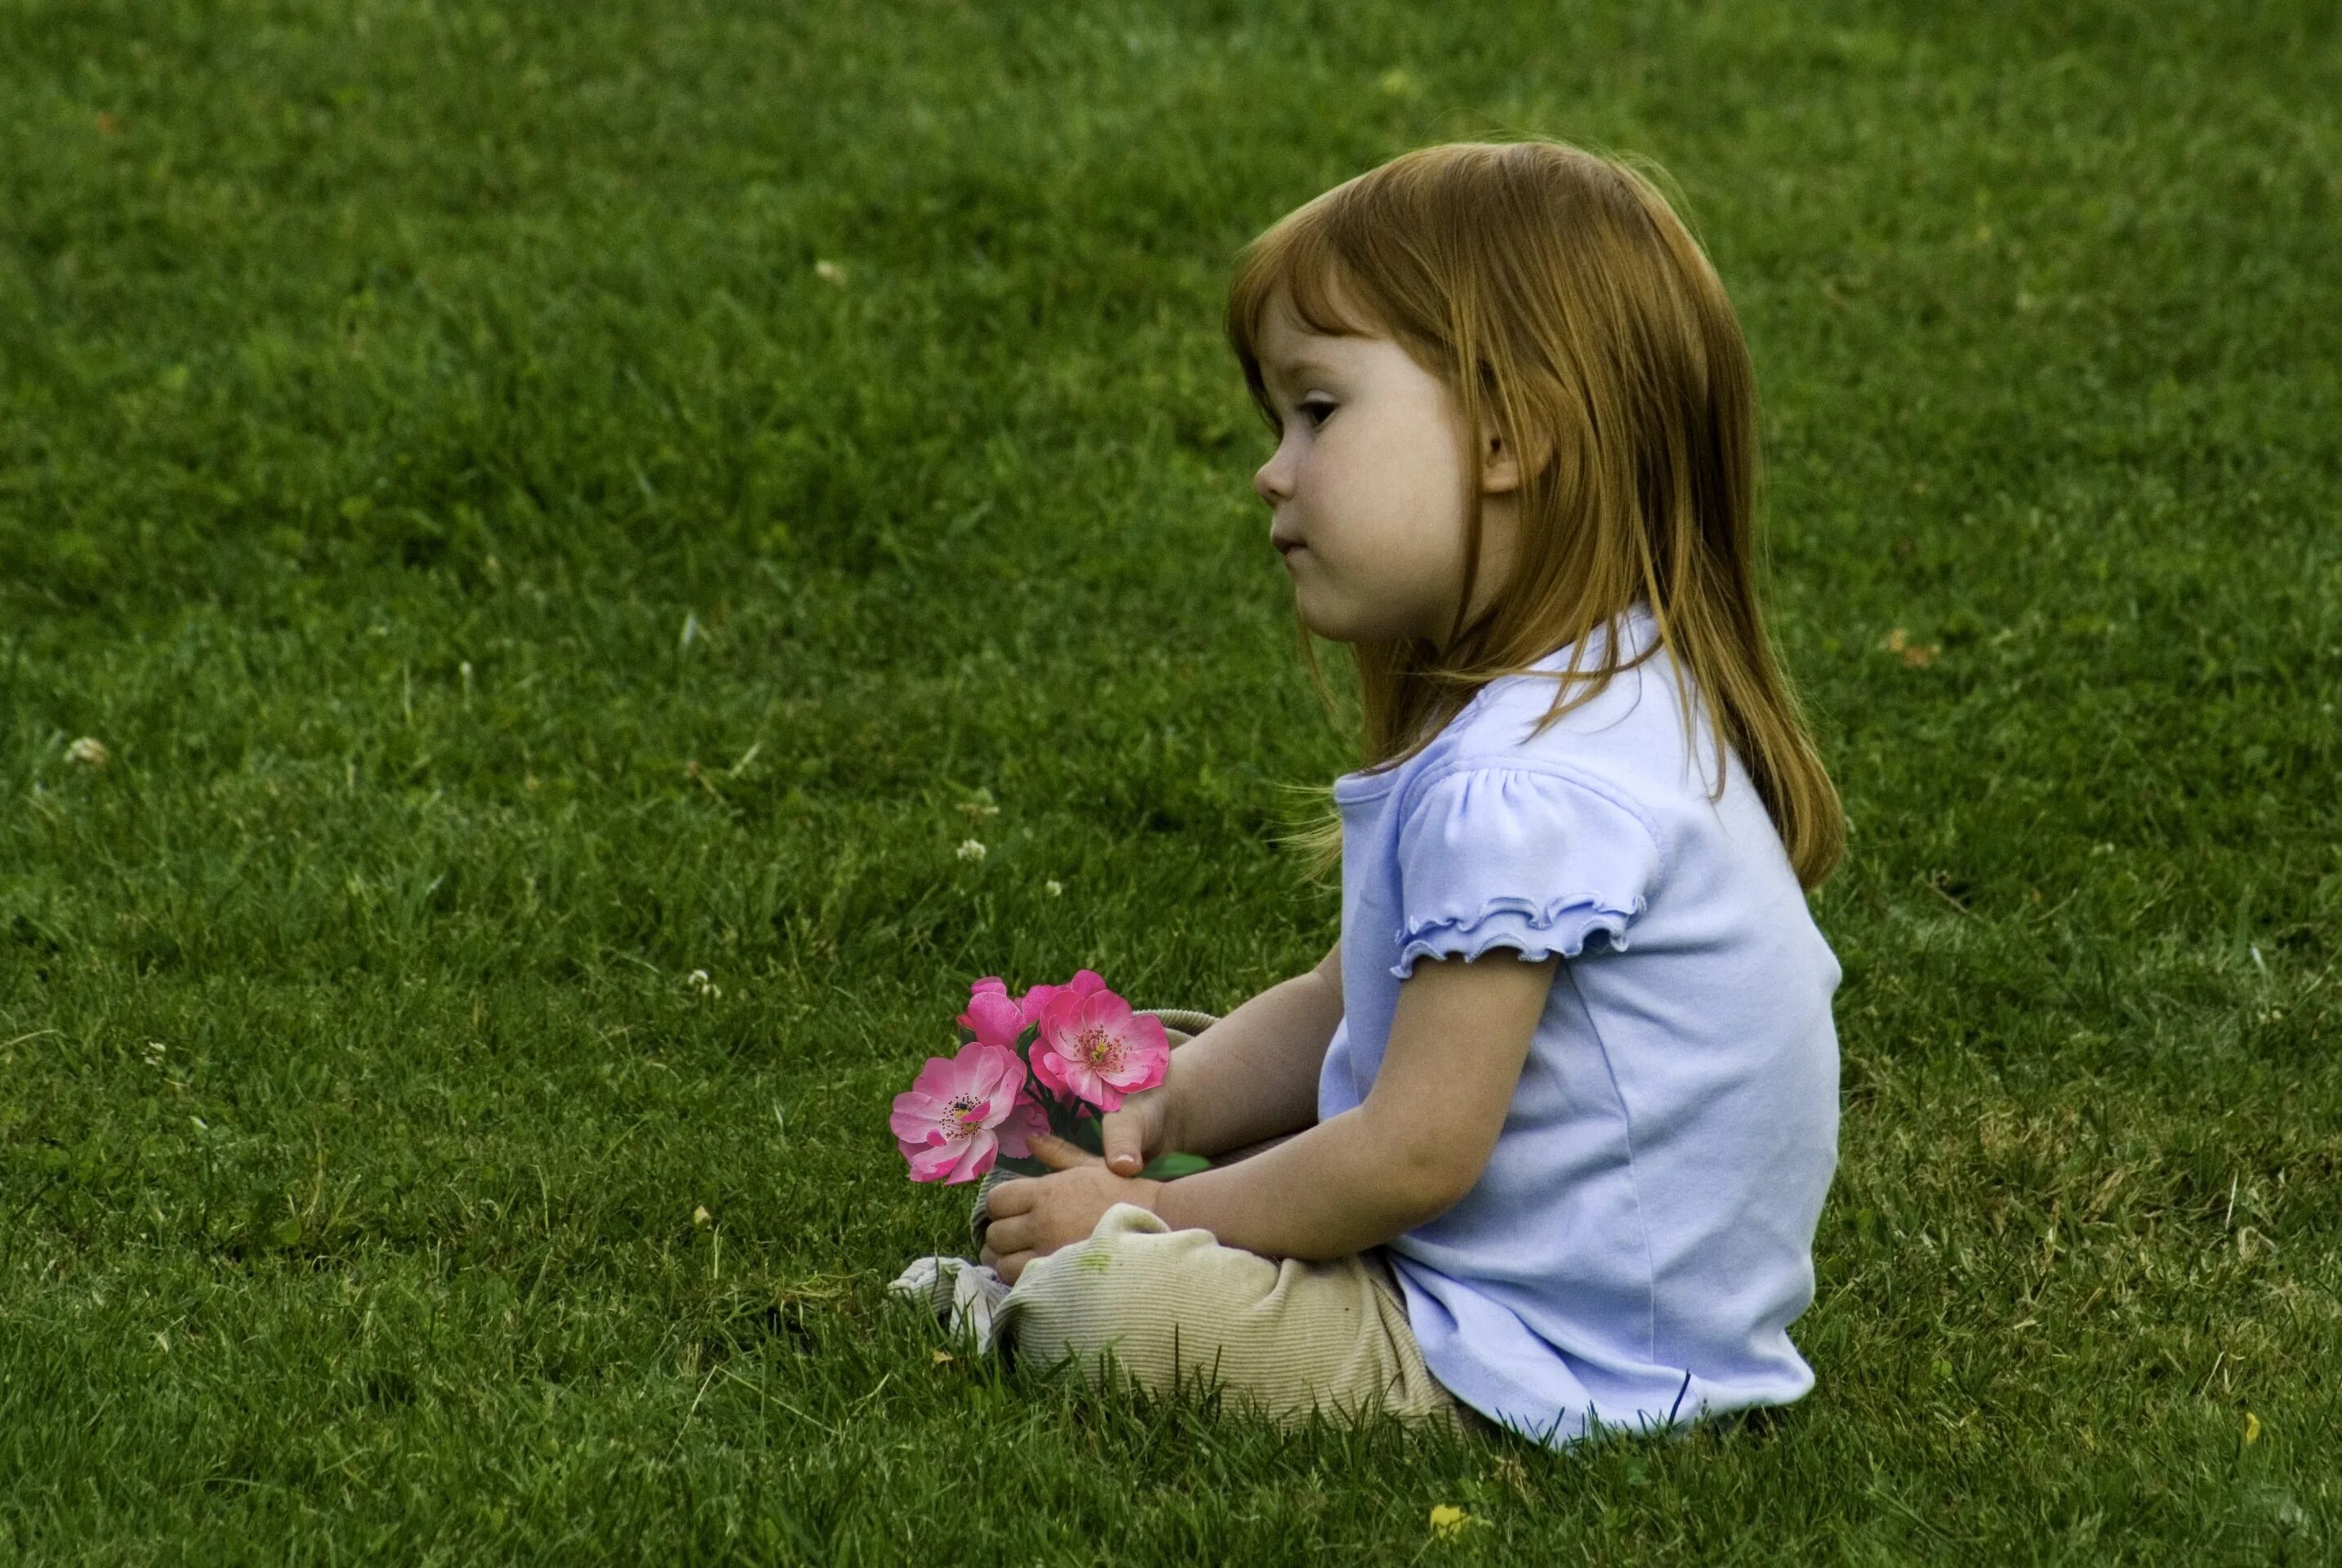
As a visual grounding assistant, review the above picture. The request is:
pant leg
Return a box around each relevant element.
[992,1200,1480,1437]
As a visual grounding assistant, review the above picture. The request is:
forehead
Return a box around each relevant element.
[1256,289,1376,381]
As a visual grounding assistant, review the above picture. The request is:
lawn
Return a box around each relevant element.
[2,0,2337,1561]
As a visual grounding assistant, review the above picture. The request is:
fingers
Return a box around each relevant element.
[1029,1132,1103,1170]
[1100,1115,1145,1176]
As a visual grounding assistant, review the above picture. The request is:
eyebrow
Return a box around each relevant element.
[1262,355,1343,393]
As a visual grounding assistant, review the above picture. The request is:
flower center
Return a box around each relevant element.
[944,1091,985,1139]
[1077,1024,1125,1076]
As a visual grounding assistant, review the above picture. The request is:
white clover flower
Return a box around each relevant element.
[685,969,722,999]
[65,737,110,768]
[955,839,987,862]
[1044,880,1063,898]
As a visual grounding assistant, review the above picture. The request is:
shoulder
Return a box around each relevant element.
[1427,613,1723,820]
[1403,644,1680,846]
[1393,753,1667,872]
[1382,756,1670,977]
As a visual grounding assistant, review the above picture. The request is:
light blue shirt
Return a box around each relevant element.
[1320,602,1842,1447]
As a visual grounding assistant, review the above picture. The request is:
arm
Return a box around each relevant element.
[1151,951,1556,1260]
[1162,940,1344,1159]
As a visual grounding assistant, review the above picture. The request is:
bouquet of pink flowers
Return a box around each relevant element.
[889,969,1213,1185]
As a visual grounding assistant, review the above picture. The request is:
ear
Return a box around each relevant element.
[1477,416,1526,497]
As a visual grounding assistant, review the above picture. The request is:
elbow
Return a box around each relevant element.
[1351,1105,1485,1220]
[1389,1141,1480,1221]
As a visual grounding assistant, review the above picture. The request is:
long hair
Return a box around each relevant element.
[1227,138,1844,891]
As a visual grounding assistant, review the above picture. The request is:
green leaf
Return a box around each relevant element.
[1139,1152,1213,1179]
[1040,1096,1088,1143]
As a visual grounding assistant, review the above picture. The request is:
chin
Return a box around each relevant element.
[1293,582,1391,645]
[1296,598,1398,645]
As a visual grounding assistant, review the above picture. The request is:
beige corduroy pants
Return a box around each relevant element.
[968,1009,1492,1439]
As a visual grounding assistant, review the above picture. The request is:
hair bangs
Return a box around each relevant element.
[1225,198,1392,433]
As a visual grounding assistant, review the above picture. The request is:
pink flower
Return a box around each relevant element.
[956,975,1026,1050]
[1031,983,1169,1112]
[1015,967,1107,1028]
[889,1042,1049,1184]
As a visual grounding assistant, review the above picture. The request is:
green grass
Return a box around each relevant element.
[3,0,2338,1560]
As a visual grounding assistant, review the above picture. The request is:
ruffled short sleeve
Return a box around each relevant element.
[1390,764,1666,980]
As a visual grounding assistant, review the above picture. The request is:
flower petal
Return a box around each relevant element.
[889,1098,947,1144]
[969,1040,1026,1101]
[993,1095,1051,1157]
[907,1138,965,1182]
[908,1052,980,1101]
[1028,1043,1073,1101]
[945,1128,997,1183]
[1017,982,1058,1027]
[957,989,1026,1050]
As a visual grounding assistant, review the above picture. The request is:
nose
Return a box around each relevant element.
[1253,448,1292,507]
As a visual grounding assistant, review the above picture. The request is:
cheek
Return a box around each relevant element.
[1301,425,1383,520]
[1298,452,1344,521]
[1367,399,1458,483]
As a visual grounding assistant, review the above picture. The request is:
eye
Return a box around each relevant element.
[1298,398,1336,428]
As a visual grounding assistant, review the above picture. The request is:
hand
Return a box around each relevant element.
[1096,1075,1180,1178]
[979,1132,1164,1286]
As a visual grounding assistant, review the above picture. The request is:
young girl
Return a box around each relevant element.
[967,138,1846,1449]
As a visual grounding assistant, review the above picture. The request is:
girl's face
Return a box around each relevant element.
[1251,287,1521,646]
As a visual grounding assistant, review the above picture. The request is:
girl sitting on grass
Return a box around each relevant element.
[970,137,1846,1449]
